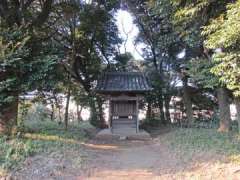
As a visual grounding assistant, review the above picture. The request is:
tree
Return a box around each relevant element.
[0,0,57,134]
[71,84,90,123]
[49,0,121,128]
[169,0,232,131]
[203,0,240,95]
[127,0,180,124]
[202,0,240,132]
[0,27,29,134]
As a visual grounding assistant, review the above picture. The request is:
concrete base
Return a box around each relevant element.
[95,128,151,141]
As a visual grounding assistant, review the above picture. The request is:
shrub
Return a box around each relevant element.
[160,128,240,159]
[25,104,50,122]
[141,118,161,129]
[0,117,92,174]
[0,136,35,170]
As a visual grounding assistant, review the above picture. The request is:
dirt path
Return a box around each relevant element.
[79,138,240,180]
[80,139,182,179]
[13,136,240,180]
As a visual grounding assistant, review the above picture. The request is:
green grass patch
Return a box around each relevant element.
[0,135,35,172]
[160,128,240,162]
[0,120,93,176]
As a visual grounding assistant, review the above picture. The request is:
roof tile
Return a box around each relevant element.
[95,72,152,93]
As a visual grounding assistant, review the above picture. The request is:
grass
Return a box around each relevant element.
[160,128,240,163]
[0,119,93,177]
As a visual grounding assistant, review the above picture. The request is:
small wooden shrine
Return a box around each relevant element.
[95,72,152,133]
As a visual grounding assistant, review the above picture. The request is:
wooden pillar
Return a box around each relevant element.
[136,100,139,133]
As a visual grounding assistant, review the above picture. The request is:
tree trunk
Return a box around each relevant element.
[96,97,106,128]
[164,95,171,123]
[50,101,54,121]
[234,97,240,133]
[58,107,62,124]
[146,102,152,119]
[158,92,165,124]
[64,87,71,130]
[0,95,18,135]
[89,96,98,126]
[77,105,83,123]
[217,87,231,132]
[182,77,193,126]
[89,95,106,128]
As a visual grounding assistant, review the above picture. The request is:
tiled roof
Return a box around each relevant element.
[95,72,152,93]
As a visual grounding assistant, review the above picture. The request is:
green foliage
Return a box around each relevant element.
[0,118,91,172]
[71,84,90,108]
[25,104,50,122]
[0,27,30,108]
[0,136,34,170]
[172,0,227,48]
[115,53,134,71]
[141,118,161,129]
[211,53,240,97]
[0,1,68,133]
[203,1,240,49]
[49,1,122,127]
[129,0,181,123]
[173,0,240,97]
[160,128,240,161]
[23,119,89,142]
[202,0,240,97]
[187,58,219,89]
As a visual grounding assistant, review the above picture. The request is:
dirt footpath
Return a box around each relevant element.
[80,139,182,180]
[13,136,240,180]
[79,138,240,180]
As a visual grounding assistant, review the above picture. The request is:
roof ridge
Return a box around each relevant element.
[104,71,144,75]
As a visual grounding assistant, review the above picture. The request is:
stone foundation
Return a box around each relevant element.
[95,129,151,141]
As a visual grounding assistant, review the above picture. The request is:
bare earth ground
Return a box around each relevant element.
[12,131,240,180]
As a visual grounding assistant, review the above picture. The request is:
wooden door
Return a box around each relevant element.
[111,101,137,130]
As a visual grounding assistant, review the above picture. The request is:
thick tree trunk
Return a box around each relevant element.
[77,105,83,123]
[234,97,240,133]
[217,87,231,132]
[64,88,71,130]
[182,77,193,126]
[0,95,18,135]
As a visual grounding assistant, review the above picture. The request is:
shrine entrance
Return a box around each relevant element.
[111,100,137,132]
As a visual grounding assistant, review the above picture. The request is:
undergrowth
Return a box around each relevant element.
[0,120,93,176]
[160,128,240,162]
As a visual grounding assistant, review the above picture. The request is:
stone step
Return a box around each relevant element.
[112,128,137,135]
[95,129,152,141]
[112,118,135,122]
[112,124,136,129]
[112,121,135,125]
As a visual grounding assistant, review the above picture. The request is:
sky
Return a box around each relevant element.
[115,10,145,60]
[115,10,186,61]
